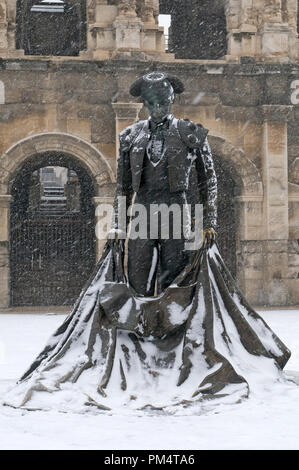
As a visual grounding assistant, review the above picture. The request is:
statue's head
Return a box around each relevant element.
[130,72,184,123]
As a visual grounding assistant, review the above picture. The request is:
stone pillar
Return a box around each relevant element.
[93,196,114,260]
[137,0,155,23]
[0,195,11,308]
[83,0,118,59]
[225,0,259,59]
[0,0,24,58]
[137,0,166,53]
[84,0,170,59]
[260,105,292,305]
[288,184,299,305]
[112,102,143,163]
[114,0,143,51]
[0,0,7,50]
[6,0,17,52]
[261,105,291,240]
[285,0,299,61]
[225,0,298,62]
[260,0,295,62]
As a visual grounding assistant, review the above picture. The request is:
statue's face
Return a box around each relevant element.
[142,85,174,123]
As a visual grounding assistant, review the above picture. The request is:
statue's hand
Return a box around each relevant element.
[203,228,217,248]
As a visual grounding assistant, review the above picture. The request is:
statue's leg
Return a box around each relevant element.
[158,238,191,292]
[127,237,159,296]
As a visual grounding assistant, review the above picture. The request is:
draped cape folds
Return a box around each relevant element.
[3,242,291,413]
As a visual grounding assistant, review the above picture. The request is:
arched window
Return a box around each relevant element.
[16,0,87,56]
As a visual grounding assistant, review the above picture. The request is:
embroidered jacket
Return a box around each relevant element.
[112,115,217,234]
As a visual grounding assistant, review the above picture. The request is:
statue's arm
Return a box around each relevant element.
[195,137,218,232]
[110,146,133,239]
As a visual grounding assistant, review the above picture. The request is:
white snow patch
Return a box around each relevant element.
[0,310,299,449]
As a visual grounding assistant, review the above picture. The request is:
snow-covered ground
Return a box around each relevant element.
[0,309,299,450]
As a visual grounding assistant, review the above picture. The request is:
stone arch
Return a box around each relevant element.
[0,132,115,195]
[207,135,263,280]
[3,132,115,307]
[208,135,263,197]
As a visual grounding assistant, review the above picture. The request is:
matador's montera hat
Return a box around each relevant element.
[130,71,185,97]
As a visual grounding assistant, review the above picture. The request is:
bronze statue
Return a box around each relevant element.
[3,73,291,413]
[110,72,217,296]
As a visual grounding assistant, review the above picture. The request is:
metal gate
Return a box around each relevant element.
[10,218,95,306]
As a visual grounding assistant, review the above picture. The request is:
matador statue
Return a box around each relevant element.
[109,71,217,296]
[4,72,291,413]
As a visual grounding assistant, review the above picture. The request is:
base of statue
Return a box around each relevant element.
[3,242,290,414]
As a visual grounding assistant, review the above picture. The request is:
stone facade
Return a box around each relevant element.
[225,0,299,63]
[82,0,168,60]
[0,0,298,308]
[160,0,299,62]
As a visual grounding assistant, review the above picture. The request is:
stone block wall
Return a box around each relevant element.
[0,1,297,307]
[0,58,297,307]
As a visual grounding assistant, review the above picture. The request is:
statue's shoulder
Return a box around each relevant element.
[119,120,147,151]
[177,118,209,149]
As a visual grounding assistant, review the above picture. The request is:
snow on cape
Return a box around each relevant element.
[2,242,291,414]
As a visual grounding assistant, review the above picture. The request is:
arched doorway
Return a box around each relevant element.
[188,149,240,278]
[10,151,96,306]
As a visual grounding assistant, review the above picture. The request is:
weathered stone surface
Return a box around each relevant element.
[0,1,297,308]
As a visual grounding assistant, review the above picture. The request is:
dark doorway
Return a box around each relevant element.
[188,152,239,278]
[213,155,238,278]
[10,152,96,306]
[16,0,87,56]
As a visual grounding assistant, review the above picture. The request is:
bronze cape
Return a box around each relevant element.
[4,241,291,412]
